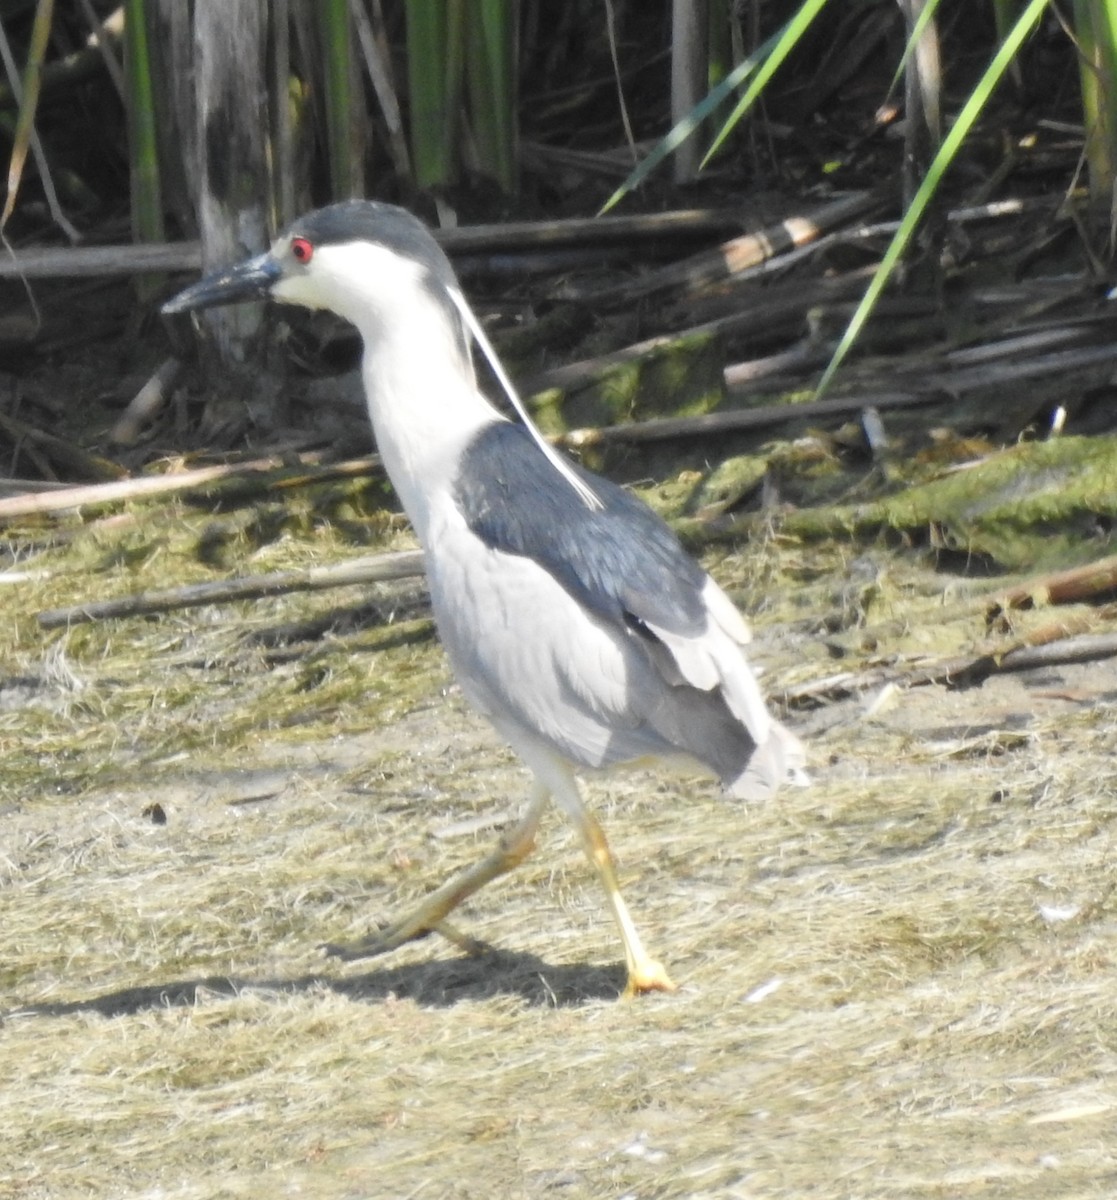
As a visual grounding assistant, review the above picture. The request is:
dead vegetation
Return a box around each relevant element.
[2,441,1117,1199]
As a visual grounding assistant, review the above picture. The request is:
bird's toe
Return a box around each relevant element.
[622,958,678,999]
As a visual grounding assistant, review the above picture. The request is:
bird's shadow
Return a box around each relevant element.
[4,948,627,1020]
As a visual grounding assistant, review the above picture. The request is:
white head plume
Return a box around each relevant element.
[445,285,603,513]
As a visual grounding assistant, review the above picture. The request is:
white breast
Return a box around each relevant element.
[422,495,642,769]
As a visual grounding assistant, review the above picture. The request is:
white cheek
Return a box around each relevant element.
[271,272,330,311]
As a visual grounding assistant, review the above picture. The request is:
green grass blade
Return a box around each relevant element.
[321,0,356,199]
[993,0,1025,88]
[1075,0,1117,216]
[466,0,517,193]
[815,0,1052,396]
[599,21,786,214]
[701,0,831,168]
[122,0,164,246]
[1093,0,1117,169]
[2,0,54,229]
[888,0,945,96]
[992,0,1021,40]
[406,0,465,188]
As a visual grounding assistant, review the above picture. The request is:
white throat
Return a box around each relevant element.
[359,318,495,538]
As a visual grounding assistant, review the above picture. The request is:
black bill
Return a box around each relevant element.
[162,251,281,314]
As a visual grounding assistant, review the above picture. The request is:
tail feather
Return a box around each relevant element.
[642,576,773,749]
[638,574,808,801]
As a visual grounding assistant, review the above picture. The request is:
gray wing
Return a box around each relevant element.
[439,424,800,795]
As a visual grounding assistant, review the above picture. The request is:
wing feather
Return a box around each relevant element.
[448,422,806,796]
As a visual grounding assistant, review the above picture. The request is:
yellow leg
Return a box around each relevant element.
[547,766,676,997]
[323,780,549,962]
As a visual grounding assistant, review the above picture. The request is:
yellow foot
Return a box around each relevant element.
[322,918,492,962]
[622,958,678,998]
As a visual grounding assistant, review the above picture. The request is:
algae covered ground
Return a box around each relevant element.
[2,442,1117,1199]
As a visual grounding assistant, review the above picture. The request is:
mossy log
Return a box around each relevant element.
[690,435,1117,571]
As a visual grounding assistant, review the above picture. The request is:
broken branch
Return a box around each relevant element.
[37,549,425,629]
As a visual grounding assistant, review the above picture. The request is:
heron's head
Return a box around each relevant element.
[162,200,464,344]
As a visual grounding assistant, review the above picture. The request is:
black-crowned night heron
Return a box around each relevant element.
[163,200,807,996]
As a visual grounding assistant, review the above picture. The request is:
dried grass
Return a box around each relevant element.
[2,489,1117,1198]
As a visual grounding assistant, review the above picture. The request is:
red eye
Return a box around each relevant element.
[291,236,314,264]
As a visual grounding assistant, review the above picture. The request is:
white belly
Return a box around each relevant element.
[423,500,655,770]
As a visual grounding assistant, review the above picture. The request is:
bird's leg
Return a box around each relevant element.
[323,780,550,962]
[549,768,677,998]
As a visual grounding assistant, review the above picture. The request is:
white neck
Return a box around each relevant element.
[271,239,503,540]
[356,297,498,541]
